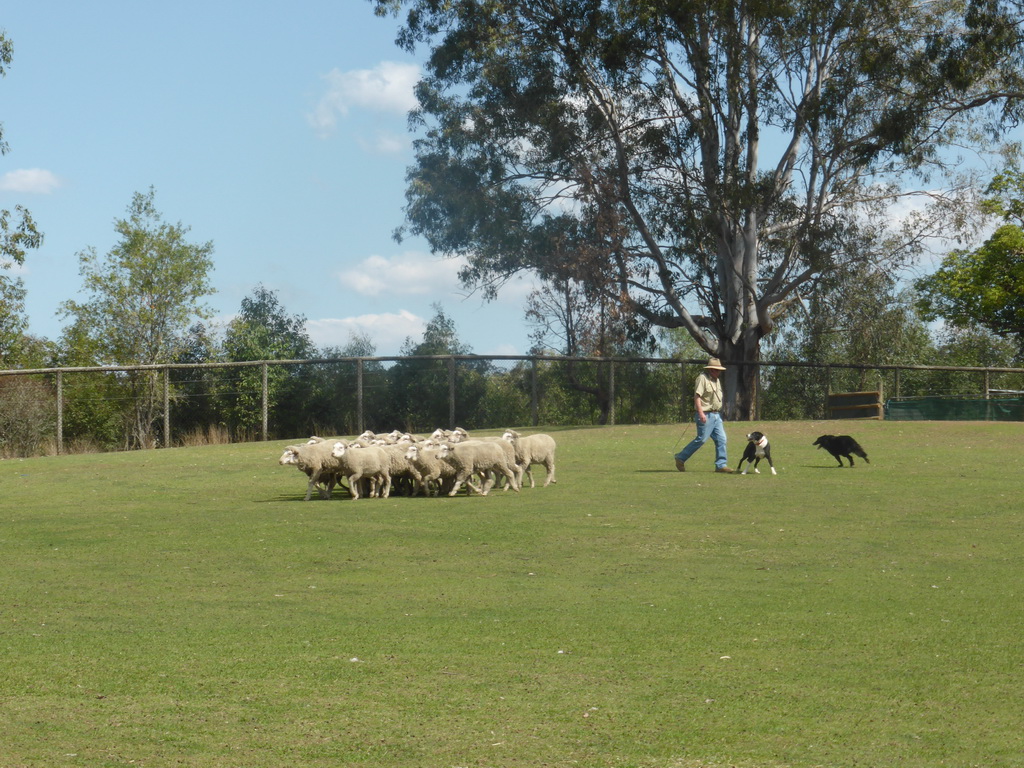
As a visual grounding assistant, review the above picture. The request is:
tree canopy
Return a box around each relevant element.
[222,285,315,363]
[373,0,1024,417]
[1,29,43,362]
[59,188,215,367]
[916,223,1024,345]
[916,165,1024,349]
[57,188,214,447]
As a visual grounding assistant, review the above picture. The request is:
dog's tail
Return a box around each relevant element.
[854,444,870,463]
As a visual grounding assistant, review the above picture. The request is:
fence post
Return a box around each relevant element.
[531,357,539,426]
[261,363,269,441]
[448,356,456,428]
[56,370,64,455]
[357,358,364,435]
[608,359,616,426]
[163,367,170,448]
[985,369,991,421]
[680,362,688,421]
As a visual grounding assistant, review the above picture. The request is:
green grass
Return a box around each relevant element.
[1,420,1023,767]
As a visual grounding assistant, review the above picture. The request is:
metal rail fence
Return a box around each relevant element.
[1,355,1022,455]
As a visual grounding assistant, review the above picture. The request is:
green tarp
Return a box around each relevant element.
[885,397,1024,421]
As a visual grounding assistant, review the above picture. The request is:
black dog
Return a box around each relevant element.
[737,431,776,475]
[813,434,869,467]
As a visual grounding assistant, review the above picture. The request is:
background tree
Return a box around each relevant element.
[1,31,43,365]
[389,304,491,430]
[168,322,223,443]
[0,276,29,366]
[220,285,316,438]
[526,277,660,423]
[921,325,1022,398]
[916,165,1024,350]
[374,0,1024,419]
[313,332,387,436]
[762,262,934,418]
[0,274,55,457]
[58,188,215,448]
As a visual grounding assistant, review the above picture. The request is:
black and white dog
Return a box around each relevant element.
[737,431,776,475]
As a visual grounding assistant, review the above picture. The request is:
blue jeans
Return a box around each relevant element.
[674,412,728,469]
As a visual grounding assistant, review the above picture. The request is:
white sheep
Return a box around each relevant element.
[278,440,344,501]
[502,430,557,488]
[474,435,524,492]
[404,442,466,496]
[330,441,391,500]
[429,426,469,442]
[378,442,417,496]
[437,440,520,497]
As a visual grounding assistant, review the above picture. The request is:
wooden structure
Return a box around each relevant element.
[827,389,883,419]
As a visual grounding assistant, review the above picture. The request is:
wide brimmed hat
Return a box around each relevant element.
[704,357,726,370]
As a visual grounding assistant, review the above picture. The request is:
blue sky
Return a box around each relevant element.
[1,1,536,357]
[3,3,1019,361]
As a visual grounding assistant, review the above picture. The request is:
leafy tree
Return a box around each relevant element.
[526,277,662,423]
[58,188,215,448]
[916,166,1024,349]
[1,31,43,359]
[762,262,934,418]
[919,324,1023,397]
[314,332,388,435]
[52,320,129,452]
[220,285,316,437]
[222,285,315,362]
[389,304,490,430]
[0,271,57,456]
[373,0,1024,418]
[0,276,28,366]
[168,322,222,442]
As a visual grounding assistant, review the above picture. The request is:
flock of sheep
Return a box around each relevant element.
[278,427,557,501]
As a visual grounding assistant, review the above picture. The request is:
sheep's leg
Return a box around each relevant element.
[543,459,555,486]
[448,470,471,496]
[323,473,338,498]
[502,465,520,492]
[524,465,536,489]
[317,471,337,499]
[305,468,324,501]
[379,471,392,499]
[409,468,426,496]
[497,465,522,491]
[423,470,442,496]
[347,472,362,500]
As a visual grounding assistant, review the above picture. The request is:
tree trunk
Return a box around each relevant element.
[720,334,760,422]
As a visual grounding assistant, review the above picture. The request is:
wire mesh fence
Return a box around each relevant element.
[1,355,1021,457]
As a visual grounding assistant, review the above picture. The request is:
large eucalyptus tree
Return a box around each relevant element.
[373,0,1023,417]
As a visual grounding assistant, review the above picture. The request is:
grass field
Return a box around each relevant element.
[1,419,1022,767]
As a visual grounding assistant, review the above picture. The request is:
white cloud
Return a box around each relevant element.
[0,169,62,194]
[305,309,425,352]
[308,61,420,138]
[339,250,466,297]
[365,131,409,155]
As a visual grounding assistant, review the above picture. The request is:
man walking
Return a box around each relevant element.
[674,357,733,473]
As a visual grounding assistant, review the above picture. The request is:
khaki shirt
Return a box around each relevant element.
[694,371,723,412]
